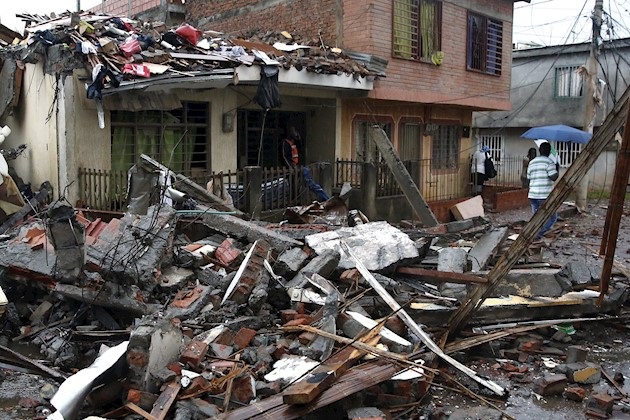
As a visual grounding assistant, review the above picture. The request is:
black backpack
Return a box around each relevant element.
[484,152,497,179]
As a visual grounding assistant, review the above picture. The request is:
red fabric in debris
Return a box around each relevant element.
[175,24,202,45]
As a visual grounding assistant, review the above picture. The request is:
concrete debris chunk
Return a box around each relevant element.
[305,221,419,271]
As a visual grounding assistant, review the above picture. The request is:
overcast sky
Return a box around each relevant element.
[1,0,629,47]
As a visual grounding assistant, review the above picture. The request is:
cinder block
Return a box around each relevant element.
[566,345,589,364]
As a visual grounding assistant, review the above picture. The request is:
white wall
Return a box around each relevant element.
[4,62,59,195]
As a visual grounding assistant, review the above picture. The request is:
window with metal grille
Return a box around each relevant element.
[430,124,460,170]
[554,66,583,98]
[399,122,422,161]
[393,0,442,61]
[354,120,392,162]
[478,134,504,162]
[111,102,209,176]
[553,141,582,167]
[467,12,503,75]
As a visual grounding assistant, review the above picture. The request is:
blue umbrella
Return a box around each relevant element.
[521,124,592,144]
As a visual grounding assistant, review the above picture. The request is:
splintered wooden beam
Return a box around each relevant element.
[340,241,505,396]
[397,267,488,284]
[150,382,181,420]
[282,336,379,405]
[598,104,630,302]
[220,362,397,420]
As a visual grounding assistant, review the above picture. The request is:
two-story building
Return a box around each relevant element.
[0,1,527,222]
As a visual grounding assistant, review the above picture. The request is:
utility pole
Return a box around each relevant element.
[576,0,604,212]
[77,0,81,12]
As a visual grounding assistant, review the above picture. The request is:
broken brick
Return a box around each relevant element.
[280,309,299,324]
[215,238,242,266]
[533,374,567,396]
[180,340,209,366]
[586,393,614,417]
[231,373,256,404]
[233,328,256,350]
[563,386,587,402]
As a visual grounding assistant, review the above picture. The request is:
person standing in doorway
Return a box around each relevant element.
[471,145,490,195]
[527,142,559,240]
[281,127,301,168]
[521,147,537,188]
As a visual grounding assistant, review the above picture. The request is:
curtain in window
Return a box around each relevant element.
[420,0,437,59]
[111,111,135,173]
[394,0,415,59]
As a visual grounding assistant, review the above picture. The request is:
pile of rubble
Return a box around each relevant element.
[1,163,629,419]
[2,11,381,83]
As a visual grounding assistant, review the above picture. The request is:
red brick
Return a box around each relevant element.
[563,387,587,402]
[180,340,209,366]
[233,328,256,349]
[280,309,298,324]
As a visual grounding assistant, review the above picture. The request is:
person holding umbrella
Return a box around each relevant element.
[527,142,559,240]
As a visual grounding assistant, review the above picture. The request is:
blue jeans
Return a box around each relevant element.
[529,198,557,239]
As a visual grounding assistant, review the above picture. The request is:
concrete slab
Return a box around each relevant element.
[468,227,509,272]
[480,268,568,298]
[305,221,418,271]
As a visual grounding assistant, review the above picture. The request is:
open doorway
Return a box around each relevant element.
[237,110,306,168]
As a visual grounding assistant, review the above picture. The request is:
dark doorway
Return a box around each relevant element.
[237,110,306,168]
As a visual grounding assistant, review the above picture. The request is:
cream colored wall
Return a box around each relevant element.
[4,62,59,195]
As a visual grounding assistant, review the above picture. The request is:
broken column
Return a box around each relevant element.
[46,202,85,282]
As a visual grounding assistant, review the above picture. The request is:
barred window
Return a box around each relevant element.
[478,134,504,162]
[467,11,503,75]
[111,102,209,176]
[430,124,460,170]
[393,0,442,61]
[554,141,582,168]
[555,66,583,98]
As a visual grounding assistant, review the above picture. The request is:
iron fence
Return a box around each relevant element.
[335,156,525,202]
[78,165,317,212]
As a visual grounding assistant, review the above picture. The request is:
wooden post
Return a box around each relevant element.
[446,86,630,336]
[598,105,630,301]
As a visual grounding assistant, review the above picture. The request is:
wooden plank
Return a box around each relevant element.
[221,362,397,420]
[371,127,439,227]
[340,241,505,396]
[150,382,181,420]
[446,85,630,335]
[397,267,487,284]
[126,402,158,420]
[282,336,378,405]
[0,344,67,380]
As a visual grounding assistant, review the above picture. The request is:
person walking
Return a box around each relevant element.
[521,147,537,188]
[527,142,559,240]
[471,145,490,195]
